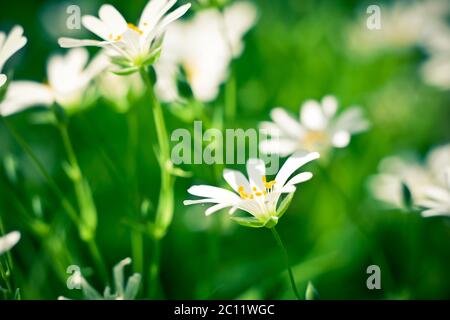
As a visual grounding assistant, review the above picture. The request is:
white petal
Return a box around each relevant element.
[98,4,128,36]
[300,100,327,130]
[331,130,351,148]
[270,108,304,138]
[82,15,110,40]
[155,3,191,36]
[246,158,266,191]
[139,0,169,30]
[259,138,299,157]
[58,37,105,48]
[47,48,89,92]
[275,151,320,188]
[205,203,232,216]
[184,198,222,205]
[259,121,282,137]
[223,1,258,56]
[421,208,450,217]
[0,32,5,50]
[223,169,251,193]
[0,74,6,87]
[285,172,313,186]
[140,0,175,32]
[0,25,27,71]
[0,81,53,116]
[0,231,20,255]
[187,185,239,201]
[333,107,369,134]
[321,95,338,118]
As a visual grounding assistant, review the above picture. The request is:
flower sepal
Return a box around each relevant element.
[230,216,266,228]
[276,192,295,219]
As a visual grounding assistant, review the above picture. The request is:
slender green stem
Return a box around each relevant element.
[270,227,301,300]
[56,119,107,282]
[225,72,236,122]
[127,107,144,275]
[0,260,12,298]
[148,237,161,298]
[86,238,107,282]
[1,118,80,225]
[139,67,174,298]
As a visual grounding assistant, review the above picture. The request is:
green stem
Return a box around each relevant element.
[86,238,107,282]
[0,260,12,298]
[1,118,80,225]
[127,107,144,275]
[148,237,161,298]
[56,119,107,282]
[139,68,174,298]
[270,227,301,300]
[225,72,236,123]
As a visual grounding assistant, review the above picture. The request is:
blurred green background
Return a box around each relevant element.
[0,0,449,299]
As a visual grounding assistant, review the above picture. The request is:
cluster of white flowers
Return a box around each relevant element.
[369,144,450,217]
[347,0,450,90]
[155,1,257,102]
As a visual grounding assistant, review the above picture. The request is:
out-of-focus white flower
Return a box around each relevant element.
[0,231,20,255]
[0,48,108,116]
[58,0,191,74]
[184,152,319,228]
[421,53,450,90]
[420,21,450,90]
[259,96,369,157]
[0,25,27,89]
[369,144,450,217]
[97,71,145,112]
[155,1,257,102]
[59,257,142,300]
[347,0,449,54]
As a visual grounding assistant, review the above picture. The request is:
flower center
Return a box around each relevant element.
[183,62,198,84]
[108,34,123,41]
[238,176,277,200]
[303,130,327,150]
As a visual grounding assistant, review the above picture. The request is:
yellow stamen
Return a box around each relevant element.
[127,23,143,35]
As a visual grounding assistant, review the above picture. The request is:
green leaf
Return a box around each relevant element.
[276,192,295,219]
[305,281,320,300]
[230,216,265,228]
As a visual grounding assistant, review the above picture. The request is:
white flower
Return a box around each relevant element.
[346,0,449,54]
[59,258,142,300]
[154,1,257,102]
[97,71,145,112]
[0,25,27,89]
[58,0,191,73]
[420,22,450,90]
[0,231,20,255]
[0,48,107,116]
[259,96,369,157]
[369,144,450,217]
[184,152,319,227]
[418,170,450,217]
